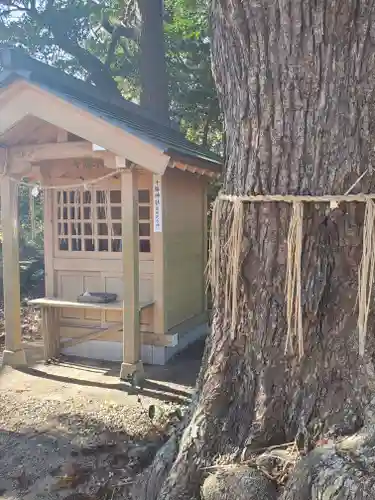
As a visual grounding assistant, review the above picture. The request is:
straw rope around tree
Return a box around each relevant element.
[209,192,375,357]
[208,197,244,338]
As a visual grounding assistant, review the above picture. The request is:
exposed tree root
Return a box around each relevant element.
[282,427,375,499]
[134,430,180,500]
[134,420,375,500]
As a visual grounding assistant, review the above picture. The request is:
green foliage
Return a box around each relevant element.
[18,186,44,251]
[18,187,44,296]
[0,0,222,151]
[0,186,44,298]
[165,0,222,150]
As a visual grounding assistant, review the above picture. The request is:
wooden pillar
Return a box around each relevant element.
[153,174,166,334]
[41,307,60,359]
[119,168,143,380]
[42,172,55,297]
[1,176,26,366]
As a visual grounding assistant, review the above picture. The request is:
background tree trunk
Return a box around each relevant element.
[135,1,375,499]
[138,0,170,123]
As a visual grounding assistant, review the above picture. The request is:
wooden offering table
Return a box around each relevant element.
[29,297,154,361]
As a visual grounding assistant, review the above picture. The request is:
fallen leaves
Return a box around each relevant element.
[0,304,41,351]
[54,462,91,490]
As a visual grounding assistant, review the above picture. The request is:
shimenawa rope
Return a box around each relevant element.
[210,170,373,357]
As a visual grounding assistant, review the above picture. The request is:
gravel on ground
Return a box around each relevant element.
[0,355,197,500]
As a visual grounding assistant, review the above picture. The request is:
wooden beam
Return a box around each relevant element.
[10,162,36,177]
[61,324,114,348]
[115,156,127,169]
[9,142,129,174]
[58,322,177,347]
[1,176,26,366]
[174,162,187,171]
[119,168,144,381]
[9,141,93,163]
[173,161,218,178]
[0,148,6,174]
[56,129,68,143]
[0,82,31,134]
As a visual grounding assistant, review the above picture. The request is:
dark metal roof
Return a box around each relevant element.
[0,48,222,172]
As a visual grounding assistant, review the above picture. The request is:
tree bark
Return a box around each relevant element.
[135,1,375,499]
[138,0,170,123]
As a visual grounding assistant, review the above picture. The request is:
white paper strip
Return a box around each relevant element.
[153,175,163,233]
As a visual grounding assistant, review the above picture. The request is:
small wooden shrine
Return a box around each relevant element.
[0,49,221,380]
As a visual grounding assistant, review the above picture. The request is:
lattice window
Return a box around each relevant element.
[138,189,151,253]
[56,188,152,253]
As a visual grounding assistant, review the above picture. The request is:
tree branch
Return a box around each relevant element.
[0,1,30,13]
[102,16,139,41]
[52,30,121,95]
[105,29,121,68]
[202,101,215,148]
[1,0,124,99]
[44,0,55,12]
[101,15,139,71]
[25,8,123,98]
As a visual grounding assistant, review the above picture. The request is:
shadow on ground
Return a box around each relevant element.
[0,339,205,499]
[7,338,205,405]
[0,413,157,500]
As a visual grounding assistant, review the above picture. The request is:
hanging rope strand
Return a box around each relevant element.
[285,202,304,358]
[208,197,221,305]
[229,199,244,337]
[357,200,375,356]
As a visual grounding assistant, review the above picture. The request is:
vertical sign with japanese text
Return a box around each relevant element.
[153,175,163,233]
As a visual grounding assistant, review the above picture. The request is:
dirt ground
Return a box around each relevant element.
[0,340,203,500]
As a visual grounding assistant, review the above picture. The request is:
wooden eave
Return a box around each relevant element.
[0,81,221,180]
[0,80,170,175]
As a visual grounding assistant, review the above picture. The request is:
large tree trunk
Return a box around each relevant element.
[138,0,169,123]
[135,1,375,499]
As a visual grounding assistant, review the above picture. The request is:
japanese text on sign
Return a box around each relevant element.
[153,175,163,232]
